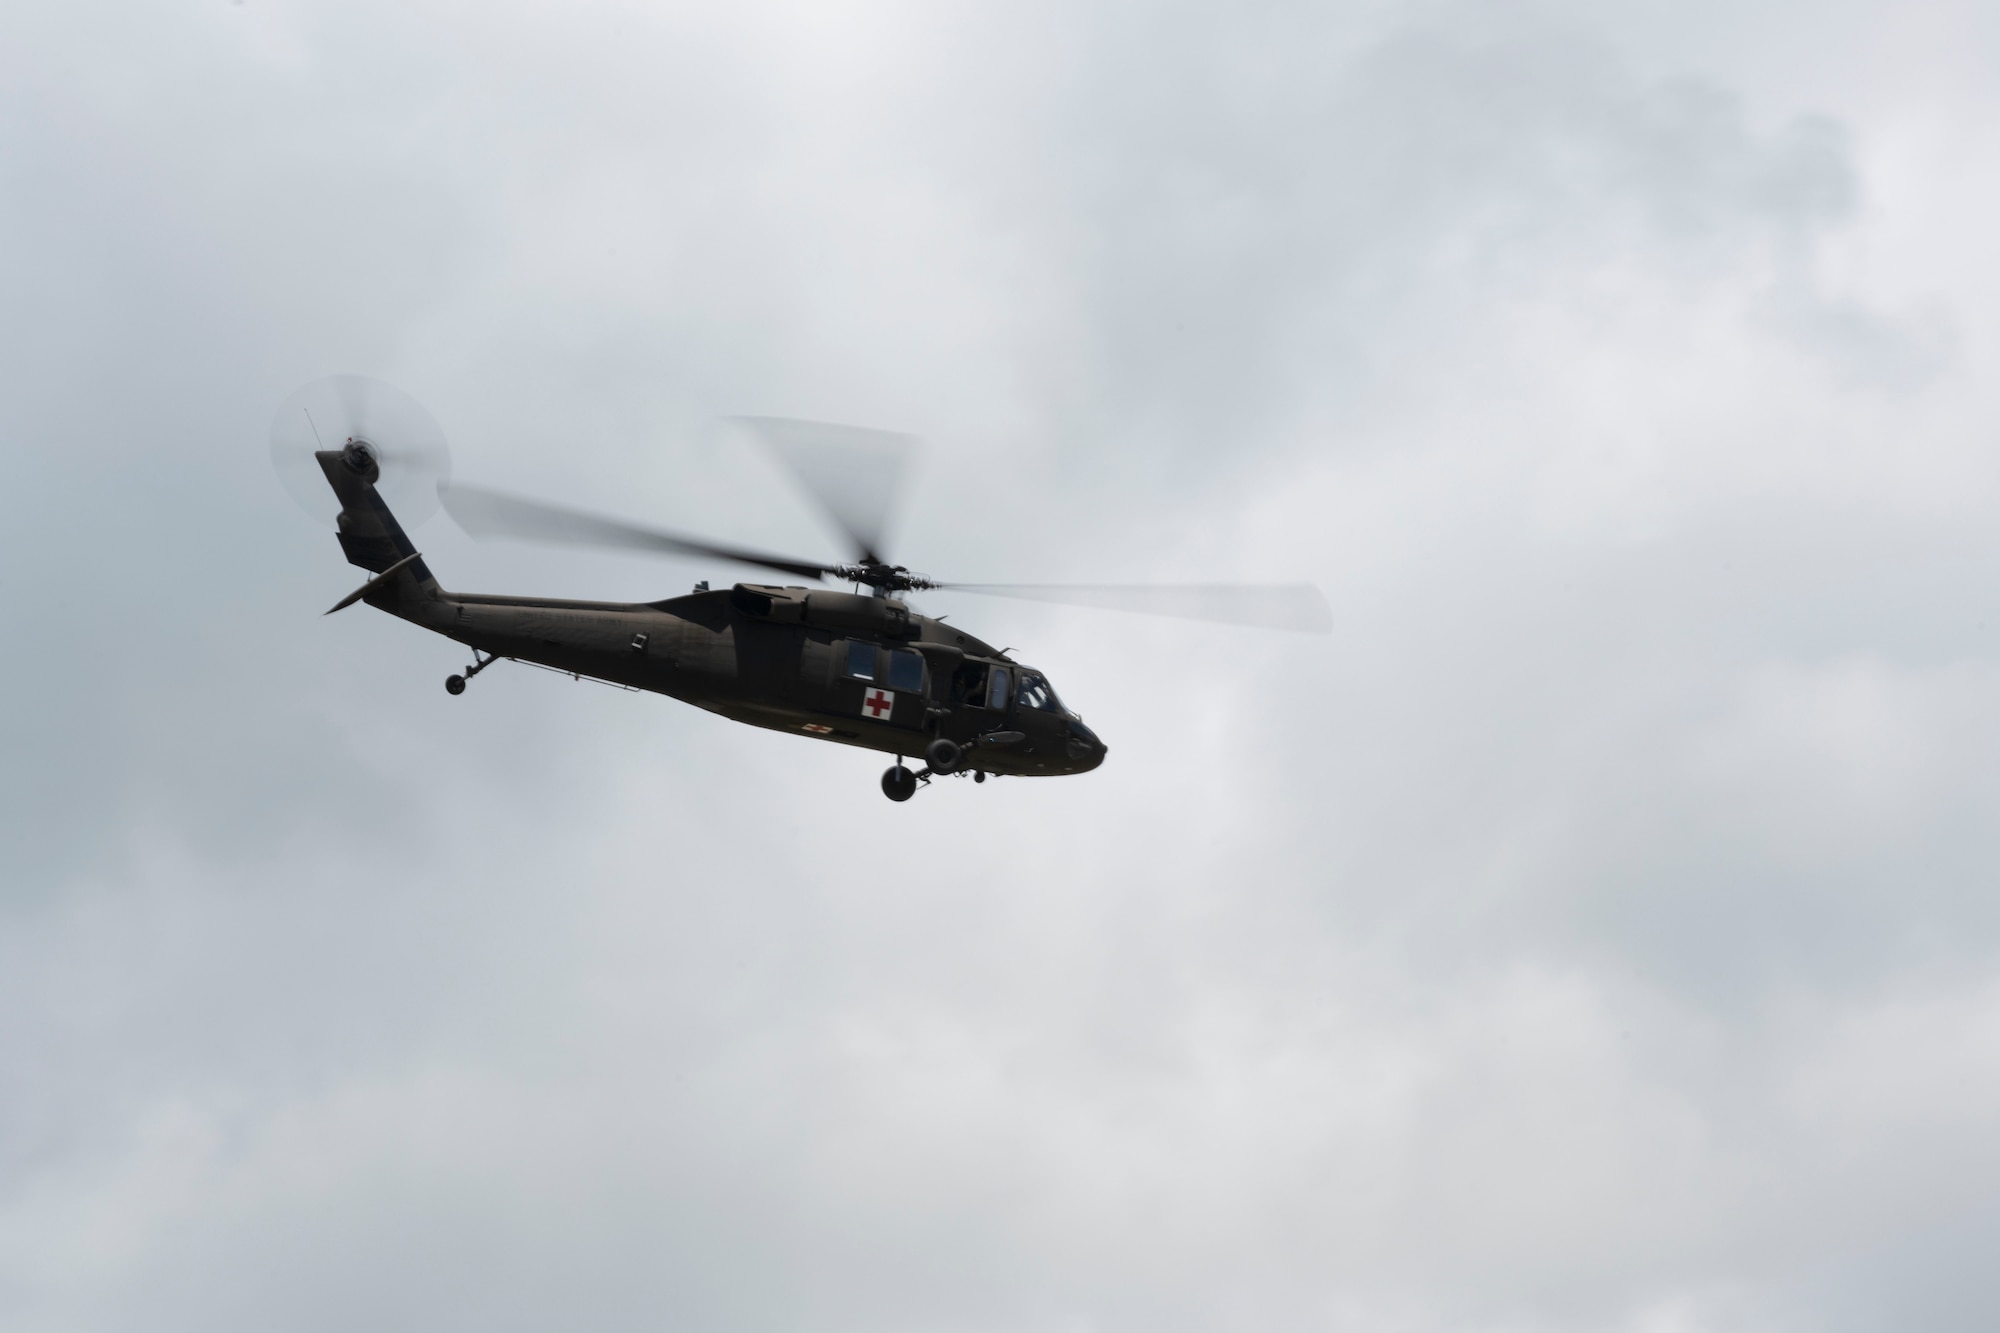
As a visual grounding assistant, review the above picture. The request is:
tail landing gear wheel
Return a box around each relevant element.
[924,737,962,774]
[445,674,466,696]
[881,766,917,802]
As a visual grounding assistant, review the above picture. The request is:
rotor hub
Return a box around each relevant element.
[340,438,381,480]
[837,561,936,595]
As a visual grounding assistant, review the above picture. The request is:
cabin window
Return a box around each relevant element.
[886,649,925,692]
[952,661,989,706]
[986,667,1011,710]
[845,641,877,681]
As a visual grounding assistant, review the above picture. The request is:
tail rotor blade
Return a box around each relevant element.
[333,374,370,440]
[930,582,1333,633]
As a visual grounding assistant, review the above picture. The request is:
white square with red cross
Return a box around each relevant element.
[860,687,895,720]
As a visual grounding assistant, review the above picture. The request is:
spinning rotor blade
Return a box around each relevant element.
[439,483,841,584]
[931,582,1334,633]
[334,375,370,437]
[270,375,451,526]
[732,417,915,565]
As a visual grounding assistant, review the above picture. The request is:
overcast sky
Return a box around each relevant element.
[6,2,2000,1329]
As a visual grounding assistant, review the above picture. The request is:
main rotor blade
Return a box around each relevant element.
[931,582,1334,633]
[731,417,915,566]
[439,483,840,583]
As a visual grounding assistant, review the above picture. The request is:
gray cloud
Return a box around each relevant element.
[3,2,1998,1331]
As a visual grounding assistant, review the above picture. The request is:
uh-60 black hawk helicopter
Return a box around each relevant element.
[272,376,1331,801]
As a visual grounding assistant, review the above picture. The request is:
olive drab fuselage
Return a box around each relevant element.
[318,447,1107,777]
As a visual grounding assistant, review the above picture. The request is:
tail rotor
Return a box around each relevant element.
[269,375,451,526]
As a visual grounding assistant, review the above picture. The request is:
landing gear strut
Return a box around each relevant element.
[445,650,500,696]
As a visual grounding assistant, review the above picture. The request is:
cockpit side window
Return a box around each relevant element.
[986,667,1011,711]
[845,641,877,681]
[1017,673,1062,713]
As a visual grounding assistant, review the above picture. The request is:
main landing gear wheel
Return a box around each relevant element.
[924,737,962,774]
[445,674,466,695]
[881,766,917,802]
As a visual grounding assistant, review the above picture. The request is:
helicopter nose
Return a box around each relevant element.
[1066,721,1107,770]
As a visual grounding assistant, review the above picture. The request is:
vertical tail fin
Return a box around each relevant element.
[317,443,442,601]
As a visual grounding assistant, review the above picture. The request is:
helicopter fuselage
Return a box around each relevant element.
[321,449,1106,779]
[444,585,1103,776]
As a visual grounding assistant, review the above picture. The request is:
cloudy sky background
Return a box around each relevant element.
[6,1,2000,1328]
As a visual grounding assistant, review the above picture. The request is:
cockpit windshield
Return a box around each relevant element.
[1016,672,1065,714]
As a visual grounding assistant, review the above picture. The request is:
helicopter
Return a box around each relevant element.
[273,376,1332,801]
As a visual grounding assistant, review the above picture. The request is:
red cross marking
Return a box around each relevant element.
[862,687,894,718]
